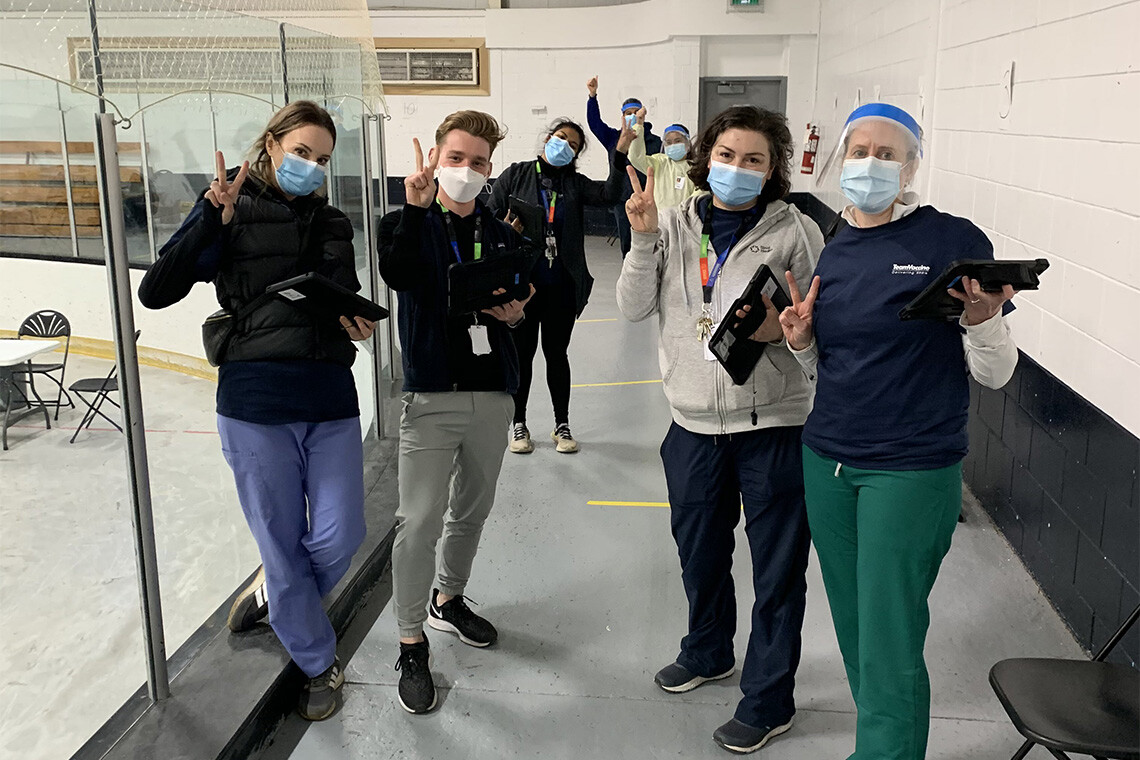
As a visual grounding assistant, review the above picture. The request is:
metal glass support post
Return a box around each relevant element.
[94,111,170,701]
[360,114,384,439]
[279,24,290,104]
[376,115,398,383]
[135,94,158,263]
[56,83,80,258]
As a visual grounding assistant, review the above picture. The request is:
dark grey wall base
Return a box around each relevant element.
[72,434,400,760]
[966,351,1139,667]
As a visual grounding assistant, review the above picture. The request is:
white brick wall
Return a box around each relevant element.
[812,0,1140,435]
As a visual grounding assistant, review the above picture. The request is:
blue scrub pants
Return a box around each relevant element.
[218,414,366,677]
[661,422,810,729]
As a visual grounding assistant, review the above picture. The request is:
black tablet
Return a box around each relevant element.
[899,258,1049,321]
[267,273,389,324]
[508,194,546,243]
[709,264,794,386]
[448,251,532,316]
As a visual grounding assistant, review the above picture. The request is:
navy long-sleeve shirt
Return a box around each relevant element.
[585,96,662,156]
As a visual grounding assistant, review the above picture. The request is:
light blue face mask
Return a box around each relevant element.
[624,113,638,128]
[664,143,688,161]
[544,136,576,167]
[840,156,903,214]
[707,162,766,207]
[274,152,326,196]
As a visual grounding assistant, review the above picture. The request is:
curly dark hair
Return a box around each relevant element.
[687,105,794,204]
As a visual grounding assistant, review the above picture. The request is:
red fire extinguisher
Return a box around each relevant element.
[801,124,819,174]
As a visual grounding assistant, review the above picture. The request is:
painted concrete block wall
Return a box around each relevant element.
[811,0,1140,438]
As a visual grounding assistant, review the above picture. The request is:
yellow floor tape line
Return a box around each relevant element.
[587,500,670,508]
[571,379,663,388]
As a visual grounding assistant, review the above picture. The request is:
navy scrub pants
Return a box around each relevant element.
[218,414,366,677]
[660,422,810,729]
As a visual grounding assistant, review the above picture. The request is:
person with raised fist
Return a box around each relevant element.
[138,100,374,722]
[377,110,534,716]
[617,105,824,755]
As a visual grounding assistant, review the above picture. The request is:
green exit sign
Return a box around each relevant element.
[728,0,764,9]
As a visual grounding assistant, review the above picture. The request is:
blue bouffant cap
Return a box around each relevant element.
[845,103,923,157]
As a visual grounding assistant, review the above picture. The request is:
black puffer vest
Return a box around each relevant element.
[215,173,357,368]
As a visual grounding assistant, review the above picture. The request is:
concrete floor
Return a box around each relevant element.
[0,354,261,760]
[287,239,1085,760]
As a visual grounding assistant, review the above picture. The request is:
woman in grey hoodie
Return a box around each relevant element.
[616,106,823,756]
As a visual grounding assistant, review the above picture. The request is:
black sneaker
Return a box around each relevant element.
[227,565,269,633]
[712,718,793,754]
[654,661,734,693]
[427,589,498,647]
[395,636,436,714]
[297,657,344,721]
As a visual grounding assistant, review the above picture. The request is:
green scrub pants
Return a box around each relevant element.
[802,445,962,760]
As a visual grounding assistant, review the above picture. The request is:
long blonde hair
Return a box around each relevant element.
[248,100,337,185]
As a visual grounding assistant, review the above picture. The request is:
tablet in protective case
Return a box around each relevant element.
[899,258,1049,321]
[267,272,389,323]
[709,264,794,386]
[448,251,532,316]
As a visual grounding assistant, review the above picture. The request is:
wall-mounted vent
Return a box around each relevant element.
[375,48,477,85]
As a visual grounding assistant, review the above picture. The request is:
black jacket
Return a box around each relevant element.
[488,155,625,316]
[138,170,359,368]
[377,201,523,394]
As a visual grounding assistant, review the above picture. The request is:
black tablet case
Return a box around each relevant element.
[899,258,1049,321]
[507,194,546,244]
[267,273,389,323]
[448,251,532,315]
[709,264,794,385]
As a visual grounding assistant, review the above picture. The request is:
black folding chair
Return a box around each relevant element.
[990,604,1140,760]
[13,310,74,420]
[67,330,139,444]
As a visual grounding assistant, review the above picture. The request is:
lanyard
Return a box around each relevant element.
[535,161,557,228]
[699,200,762,303]
[436,199,482,263]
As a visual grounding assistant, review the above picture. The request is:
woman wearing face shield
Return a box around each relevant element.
[487,118,627,454]
[626,107,696,209]
[617,105,824,755]
[780,103,1018,759]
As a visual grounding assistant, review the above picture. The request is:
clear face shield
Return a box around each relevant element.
[662,125,691,161]
[816,103,923,213]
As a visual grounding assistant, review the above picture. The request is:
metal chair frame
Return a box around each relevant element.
[14,310,75,420]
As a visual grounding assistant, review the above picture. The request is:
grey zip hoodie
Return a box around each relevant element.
[617,193,824,435]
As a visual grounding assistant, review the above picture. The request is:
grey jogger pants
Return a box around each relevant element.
[392,391,513,638]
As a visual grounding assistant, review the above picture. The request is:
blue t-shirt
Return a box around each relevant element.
[803,205,999,471]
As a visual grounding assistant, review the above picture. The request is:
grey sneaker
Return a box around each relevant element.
[654,661,734,693]
[712,718,793,754]
[509,422,534,454]
[227,566,269,633]
[551,422,579,453]
[298,657,344,721]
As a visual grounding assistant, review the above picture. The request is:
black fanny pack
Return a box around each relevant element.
[201,293,273,367]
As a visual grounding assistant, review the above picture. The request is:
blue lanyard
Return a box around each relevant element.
[436,199,482,264]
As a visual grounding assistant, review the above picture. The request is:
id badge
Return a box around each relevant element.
[703,336,718,362]
[469,324,492,356]
[674,175,686,190]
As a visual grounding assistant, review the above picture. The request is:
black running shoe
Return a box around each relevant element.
[298,657,344,721]
[427,589,498,647]
[654,661,734,693]
[712,717,793,754]
[395,636,436,714]
[227,565,269,633]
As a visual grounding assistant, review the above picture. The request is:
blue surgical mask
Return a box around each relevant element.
[544,136,576,167]
[274,152,326,196]
[664,143,688,161]
[707,162,766,207]
[624,113,637,128]
[840,156,902,214]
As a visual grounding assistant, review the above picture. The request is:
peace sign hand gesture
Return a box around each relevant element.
[405,138,439,208]
[204,151,249,226]
[624,165,657,234]
[778,271,820,350]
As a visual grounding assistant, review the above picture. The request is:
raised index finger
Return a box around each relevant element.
[785,270,803,305]
[626,165,643,195]
[644,165,655,197]
[413,138,424,173]
[230,161,250,195]
[215,151,228,191]
[802,276,821,310]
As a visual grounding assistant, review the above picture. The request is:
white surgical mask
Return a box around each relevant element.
[437,166,487,203]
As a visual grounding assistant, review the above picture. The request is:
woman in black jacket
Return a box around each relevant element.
[137,100,374,722]
[488,118,629,454]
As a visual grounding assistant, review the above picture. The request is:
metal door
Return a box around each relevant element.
[698,77,787,129]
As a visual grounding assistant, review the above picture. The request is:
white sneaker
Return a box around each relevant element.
[551,423,579,453]
[509,422,534,454]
